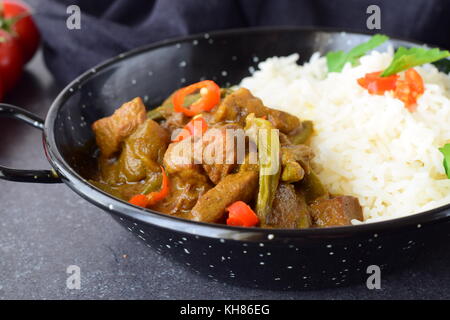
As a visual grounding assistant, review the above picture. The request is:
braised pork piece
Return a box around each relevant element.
[91,81,363,228]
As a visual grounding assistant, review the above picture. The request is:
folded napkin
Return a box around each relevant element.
[28,0,450,85]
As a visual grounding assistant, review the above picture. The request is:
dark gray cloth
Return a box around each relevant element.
[27,0,450,85]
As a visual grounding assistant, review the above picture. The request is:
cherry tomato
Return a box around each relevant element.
[1,0,40,63]
[0,29,24,92]
[0,76,4,101]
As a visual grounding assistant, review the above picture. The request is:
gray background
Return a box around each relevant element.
[0,52,449,300]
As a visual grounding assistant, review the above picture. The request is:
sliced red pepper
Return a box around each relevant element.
[357,71,399,95]
[129,166,170,208]
[172,80,220,117]
[226,201,259,227]
[172,115,208,143]
[129,194,149,208]
[394,68,424,112]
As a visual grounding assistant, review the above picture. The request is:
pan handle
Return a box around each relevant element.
[0,103,62,183]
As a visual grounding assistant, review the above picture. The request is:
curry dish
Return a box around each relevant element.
[90,81,363,228]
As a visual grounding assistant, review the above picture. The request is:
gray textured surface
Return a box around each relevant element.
[1,51,450,300]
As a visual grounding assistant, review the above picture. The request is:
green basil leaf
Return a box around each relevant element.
[381,47,450,77]
[326,34,389,73]
[439,143,450,179]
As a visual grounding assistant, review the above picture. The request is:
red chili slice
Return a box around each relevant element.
[172,80,220,117]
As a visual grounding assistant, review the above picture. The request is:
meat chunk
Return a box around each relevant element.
[200,125,245,184]
[98,119,169,184]
[117,119,170,182]
[267,109,302,136]
[213,88,301,134]
[162,111,189,132]
[92,97,147,157]
[310,196,363,227]
[163,135,202,179]
[126,119,169,164]
[162,135,213,217]
[191,170,258,223]
[213,88,266,124]
[203,163,235,185]
[164,124,244,185]
[151,175,212,218]
[267,183,312,229]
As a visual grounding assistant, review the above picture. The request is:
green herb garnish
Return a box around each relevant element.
[326,34,388,73]
[439,143,450,179]
[381,47,450,77]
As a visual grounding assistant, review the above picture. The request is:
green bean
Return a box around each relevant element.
[147,106,166,120]
[220,87,234,98]
[246,114,281,223]
[297,170,328,204]
[147,93,202,120]
[297,192,312,229]
[290,120,314,145]
[141,174,162,194]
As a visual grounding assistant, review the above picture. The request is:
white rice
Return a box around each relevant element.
[239,48,450,223]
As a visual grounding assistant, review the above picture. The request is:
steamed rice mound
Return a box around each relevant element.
[240,49,450,223]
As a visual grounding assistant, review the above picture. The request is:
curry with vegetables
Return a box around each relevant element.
[90,80,364,228]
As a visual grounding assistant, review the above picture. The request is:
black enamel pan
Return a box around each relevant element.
[1,27,450,290]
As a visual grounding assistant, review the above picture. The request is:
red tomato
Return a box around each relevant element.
[394,68,424,112]
[394,80,414,111]
[405,68,425,97]
[0,76,4,101]
[1,0,40,63]
[357,71,399,95]
[226,201,259,227]
[0,29,24,91]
